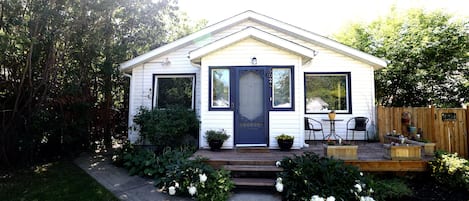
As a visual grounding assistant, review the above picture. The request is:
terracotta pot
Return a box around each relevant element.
[328,112,336,120]
[278,139,293,151]
[208,140,223,151]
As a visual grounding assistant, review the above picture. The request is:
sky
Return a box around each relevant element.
[178,0,468,36]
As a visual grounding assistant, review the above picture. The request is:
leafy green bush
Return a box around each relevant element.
[121,145,195,178]
[112,140,133,167]
[429,151,469,190]
[132,106,200,152]
[368,177,412,200]
[277,152,374,201]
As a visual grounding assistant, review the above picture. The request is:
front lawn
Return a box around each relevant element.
[0,160,118,201]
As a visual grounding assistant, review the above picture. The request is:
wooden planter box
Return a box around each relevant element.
[384,135,436,156]
[422,143,436,156]
[323,144,358,160]
[383,144,421,160]
[406,139,436,156]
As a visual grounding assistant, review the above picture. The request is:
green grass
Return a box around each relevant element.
[0,161,118,201]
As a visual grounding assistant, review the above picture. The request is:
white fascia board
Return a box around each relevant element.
[247,13,387,69]
[189,27,316,63]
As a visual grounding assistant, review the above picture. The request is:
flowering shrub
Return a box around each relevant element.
[277,152,374,201]
[429,151,469,190]
[117,144,234,200]
[351,176,375,201]
[158,157,234,201]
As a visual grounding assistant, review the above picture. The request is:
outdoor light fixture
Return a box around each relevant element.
[251,57,257,65]
[162,57,171,66]
[154,57,171,66]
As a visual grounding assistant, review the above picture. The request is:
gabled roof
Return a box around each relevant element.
[189,26,318,65]
[120,10,387,72]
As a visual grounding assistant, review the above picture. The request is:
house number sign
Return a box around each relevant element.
[441,113,456,121]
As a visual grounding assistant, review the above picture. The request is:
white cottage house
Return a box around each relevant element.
[120,10,387,149]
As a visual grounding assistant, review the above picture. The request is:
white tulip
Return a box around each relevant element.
[188,185,197,196]
[174,182,179,188]
[275,161,281,167]
[354,183,362,193]
[311,195,324,201]
[326,196,335,201]
[276,177,282,183]
[168,186,176,195]
[199,173,207,183]
[275,182,284,192]
[360,196,375,201]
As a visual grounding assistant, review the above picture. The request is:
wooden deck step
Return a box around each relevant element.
[224,165,282,172]
[232,178,275,187]
[236,147,270,153]
[210,159,276,167]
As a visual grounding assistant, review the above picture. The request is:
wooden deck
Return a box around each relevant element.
[193,142,433,172]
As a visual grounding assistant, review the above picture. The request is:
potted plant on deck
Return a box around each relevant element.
[328,110,336,120]
[276,134,294,151]
[205,129,229,151]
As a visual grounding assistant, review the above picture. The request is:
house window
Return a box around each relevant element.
[153,74,195,109]
[210,68,230,110]
[272,68,293,109]
[304,72,351,114]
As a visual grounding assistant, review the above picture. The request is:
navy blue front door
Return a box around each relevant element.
[234,67,268,146]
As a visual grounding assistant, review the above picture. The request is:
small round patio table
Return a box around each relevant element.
[322,119,344,140]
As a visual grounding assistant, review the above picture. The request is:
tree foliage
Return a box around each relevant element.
[0,0,205,168]
[335,8,468,107]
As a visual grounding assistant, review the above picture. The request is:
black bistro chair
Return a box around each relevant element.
[304,117,325,141]
[346,117,369,141]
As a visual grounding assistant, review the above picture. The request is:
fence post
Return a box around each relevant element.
[429,105,436,143]
[466,107,469,158]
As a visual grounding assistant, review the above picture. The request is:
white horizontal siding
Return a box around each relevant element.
[270,112,302,148]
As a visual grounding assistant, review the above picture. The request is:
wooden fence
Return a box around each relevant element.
[377,106,469,158]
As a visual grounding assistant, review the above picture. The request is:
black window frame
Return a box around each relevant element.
[209,67,233,111]
[152,74,196,110]
[270,66,294,111]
